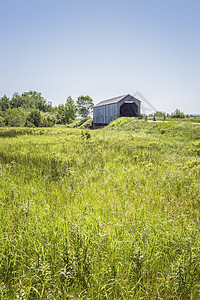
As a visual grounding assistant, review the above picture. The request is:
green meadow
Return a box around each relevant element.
[0,119,199,299]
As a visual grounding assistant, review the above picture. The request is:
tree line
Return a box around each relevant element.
[0,91,94,127]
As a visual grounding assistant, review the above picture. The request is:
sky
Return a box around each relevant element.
[0,0,200,114]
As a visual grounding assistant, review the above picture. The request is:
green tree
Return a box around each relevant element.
[56,96,77,124]
[171,109,185,119]
[77,95,94,118]
[10,93,25,109]
[10,91,52,112]
[0,116,5,127]
[0,95,10,112]
[4,108,26,127]
[26,110,41,127]
[22,91,52,112]
[56,104,65,124]
[41,113,56,127]
[64,96,77,124]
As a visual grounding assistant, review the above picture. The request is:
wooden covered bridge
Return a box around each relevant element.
[93,94,141,128]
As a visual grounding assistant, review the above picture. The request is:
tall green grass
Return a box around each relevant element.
[0,121,199,299]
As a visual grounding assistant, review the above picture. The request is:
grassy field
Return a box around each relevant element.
[0,120,199,299]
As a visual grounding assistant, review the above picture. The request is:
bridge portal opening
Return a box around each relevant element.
[120,102,138,117]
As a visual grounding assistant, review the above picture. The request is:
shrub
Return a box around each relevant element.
[171,109,185,119]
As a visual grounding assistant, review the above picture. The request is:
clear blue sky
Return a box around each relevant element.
[1,0,200,114]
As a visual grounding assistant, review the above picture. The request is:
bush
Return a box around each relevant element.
[26,110,41,127]
[0,116,5,127]
[4,108,26,127]
[41,114,55,127]
[171,109,185,119]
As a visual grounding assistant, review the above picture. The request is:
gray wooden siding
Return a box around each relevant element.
[93,103,118,124]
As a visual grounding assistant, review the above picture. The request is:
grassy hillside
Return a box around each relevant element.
[106,117,200,141]
[0,122,199,299]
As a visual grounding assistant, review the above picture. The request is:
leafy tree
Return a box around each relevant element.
[171,109,185,119]
[0,116,5,127]
[77,95,94,118]
[56,96,77,124]
[22,91,52,112]
[0,95,10,112]
[4,108,26,127]
[41,113,56,127]
[56,104,65,124]
[64,96,77,124]
[10,93,25,109]
[26,110,41,127]
[10,91,52,112]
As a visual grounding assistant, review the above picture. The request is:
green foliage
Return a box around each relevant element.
[0,92,56,128]
[171,108,185,118]
[190,140,200,156]
[77,95,94,118]
[154,110,165,116]
[56,104,65,124]
[73,118,88,127]
[41,113,56,127]
[0,116,5,127]
[26,110,41,127]
[64,96,77,124]
[56,96,77,124]
[80,118,93,129]
[81,129,91,140]
[0,122,199,299]
[4,108,26,127]
[10,91,52,112]
[0,95,10,112]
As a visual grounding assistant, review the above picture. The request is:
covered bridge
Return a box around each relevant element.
[93,94,141,127]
